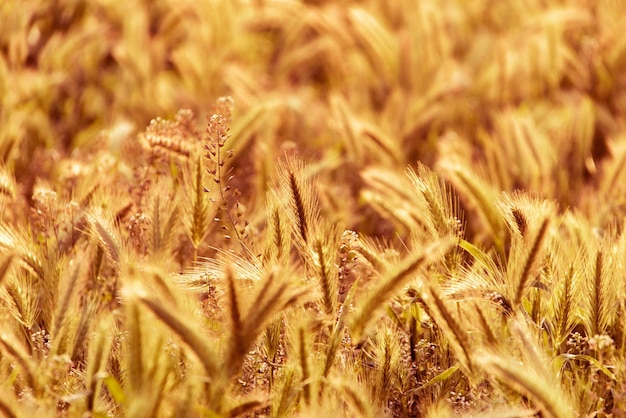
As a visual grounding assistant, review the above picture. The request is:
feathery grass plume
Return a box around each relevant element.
[310,233,339,316]
[585,243,620,337]
[476,325,574,418]
[271,365,298,418]
[263,190,291,264]
[407,162,464,239]
[123,295,173,418]
[350,233,390,274]
[360,166,430,236]
[367,327,402,405]
[261,318,283,392]
[474,303,498,347]
[124,284,219,381]
[407,162,465,273]
[146,187,180,257]
[513,216,549,308]
[333,380,377,418]
[350,235,455,343]
[182,155,212,264]
[49,256,85,357]
[277,157,320,249]
[497,192,555,310]
[421,283,474,375]
[85,208,123,274]
[2,270,41,331]
[320,319,344,387]
[546,253,580,350]
[224,264,246,375]
[184,249,265,294]
[242,267,308,347]
[217,260,306,375]
[0,225,45,282]
[437,157,505,252]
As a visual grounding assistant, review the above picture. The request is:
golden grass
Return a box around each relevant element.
[2,0,626,416]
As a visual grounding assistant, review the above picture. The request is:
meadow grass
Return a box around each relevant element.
[2,0,626,416]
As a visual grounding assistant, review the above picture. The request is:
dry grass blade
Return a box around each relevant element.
[351,236,455,343]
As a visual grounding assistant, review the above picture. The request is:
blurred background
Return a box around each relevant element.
[2,0,626,239]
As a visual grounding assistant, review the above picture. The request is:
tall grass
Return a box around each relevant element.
[2,0,626,416]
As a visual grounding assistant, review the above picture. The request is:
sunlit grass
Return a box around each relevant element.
[1,0,626,416]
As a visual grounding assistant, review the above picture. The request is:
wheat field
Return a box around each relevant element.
[1,0,626,416]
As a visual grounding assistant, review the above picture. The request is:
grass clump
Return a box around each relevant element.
[2,0,626,416]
